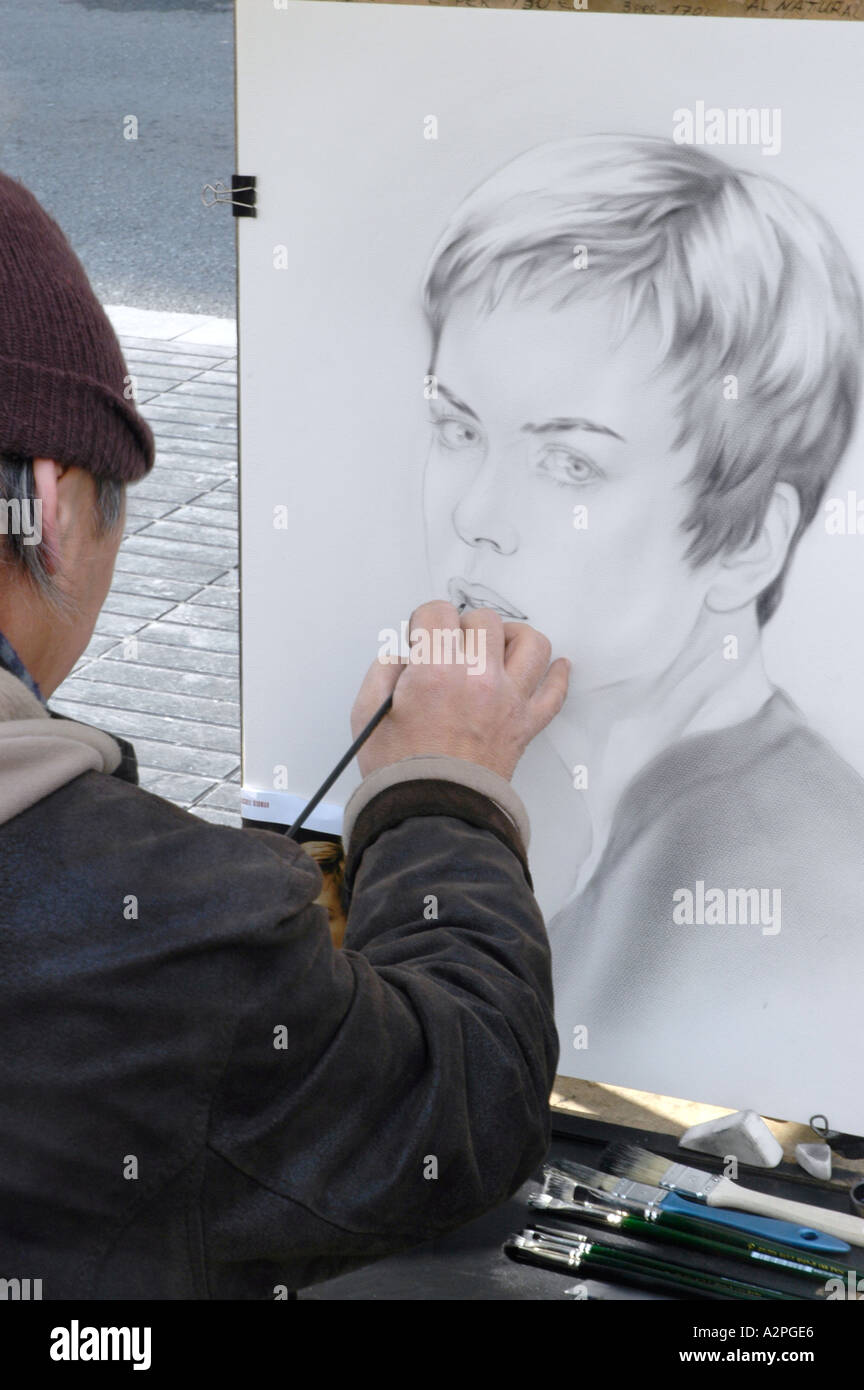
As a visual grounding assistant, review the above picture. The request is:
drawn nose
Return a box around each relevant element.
[452,494,518,556]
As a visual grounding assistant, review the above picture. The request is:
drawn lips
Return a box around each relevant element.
[448,576,528,622]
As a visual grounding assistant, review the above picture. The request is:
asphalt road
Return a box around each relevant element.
[0,0,236,315]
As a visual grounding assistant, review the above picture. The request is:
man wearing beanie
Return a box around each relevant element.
[0,173,568,1298]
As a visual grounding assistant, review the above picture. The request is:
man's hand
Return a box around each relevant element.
[351,599,570,781]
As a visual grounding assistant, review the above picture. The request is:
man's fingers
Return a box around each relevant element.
[352,598,465,739]
[526,656,571,735]
[408,598,463,642]
[502,622,553,697]
[460,606,505,669]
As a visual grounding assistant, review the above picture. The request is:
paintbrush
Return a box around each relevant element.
[527,1222,822,1299]
[285,693,393,838]
[550,1158,852,1255]
[505,1229,799,1300]
[531,1172,849,1286]
[602,1142,864,1249]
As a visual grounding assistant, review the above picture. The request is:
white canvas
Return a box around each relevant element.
[237,0,864,1131]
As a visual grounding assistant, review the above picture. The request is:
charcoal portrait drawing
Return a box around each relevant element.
[418,133,864,1110]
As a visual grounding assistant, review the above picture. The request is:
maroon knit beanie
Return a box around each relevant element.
[0,170,155,482]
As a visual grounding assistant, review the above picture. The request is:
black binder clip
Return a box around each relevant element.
[201,176,257,218]
[810,1113,864,1161]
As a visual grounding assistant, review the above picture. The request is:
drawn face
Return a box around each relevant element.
[423,288,723,694]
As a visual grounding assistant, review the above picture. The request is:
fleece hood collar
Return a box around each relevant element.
[0,666,122,826]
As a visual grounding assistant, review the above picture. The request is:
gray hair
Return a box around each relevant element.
[0,453,125,619]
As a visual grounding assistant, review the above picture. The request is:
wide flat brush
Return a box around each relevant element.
[603,1142,864,1249]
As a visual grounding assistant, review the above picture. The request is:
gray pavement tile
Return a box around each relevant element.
[56,675,240,728]
[188,806,242,828]
[102,639,238,678]
[141,519,239,549]
[148,425,238,452]
[191,491,237,512]
[195,369,238,385]
[187,586,238,610]
[152,458,236,482]
[123,348,229,371]
[123,533,237,566]
[196,782,242,813]
[69,638,119,674]
[141,403,237,429]
[108,572,202,603]
[119,336,231,358]
[134,474,217,501]
[113,551,227,584]
[47,699,240,754]
[94,611,149,637]
[101,592,175,620]
[169,380,237,402]
[162,602,237,632]
[75,656,238,703]
[144,394,236,418]
[151,465,236,490]
[124,738,240,779]
[136,620,239,654]
[132,375,202,394]
[75,632,119,660]
[151,438,237,461]
[211,569,239,588]
[124,361,196,382]
[126,495,182,518]
[137,767,219,806]
[169,505,236,531]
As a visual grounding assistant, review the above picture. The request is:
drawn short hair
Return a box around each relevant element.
[422,134,864,623]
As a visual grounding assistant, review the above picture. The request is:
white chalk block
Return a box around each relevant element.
[795,1142,832,1180]
[679,1109,783,1168]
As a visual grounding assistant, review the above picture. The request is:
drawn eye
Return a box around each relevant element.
[428,415,483,451]
[535,446,602,487]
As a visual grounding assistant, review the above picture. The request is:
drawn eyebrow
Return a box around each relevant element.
[435,383,481,422]
[522,418,627,443]
[433,383,626,443]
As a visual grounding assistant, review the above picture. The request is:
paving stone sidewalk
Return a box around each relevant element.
[50,306,243,828]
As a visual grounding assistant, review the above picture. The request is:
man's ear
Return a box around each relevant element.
[31,457,64,572]
[705,482,801,615]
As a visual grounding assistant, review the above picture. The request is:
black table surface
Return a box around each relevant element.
[299,1117,861,1301]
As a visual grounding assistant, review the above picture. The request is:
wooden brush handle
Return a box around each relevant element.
[709,1177,864,1246]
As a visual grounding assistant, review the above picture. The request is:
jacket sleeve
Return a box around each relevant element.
[202,781,559,1297]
